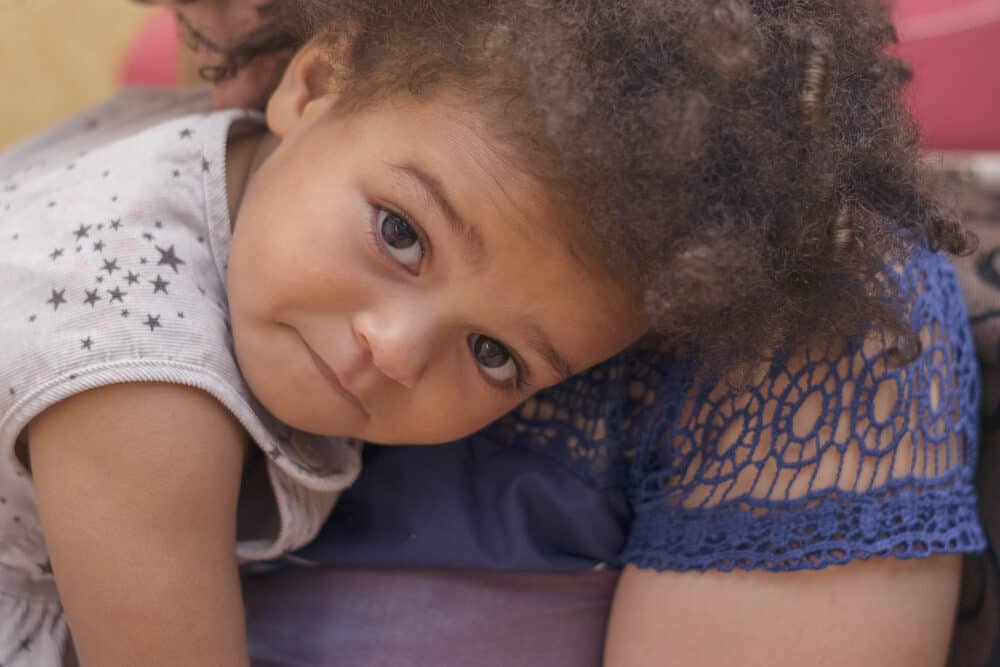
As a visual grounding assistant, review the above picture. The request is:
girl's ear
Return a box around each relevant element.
[266,42,335,138]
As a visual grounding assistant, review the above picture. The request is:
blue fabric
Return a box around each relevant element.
[300,247,985,573]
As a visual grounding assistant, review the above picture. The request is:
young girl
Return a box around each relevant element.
[1,11,645,667]
[4,1,985,666]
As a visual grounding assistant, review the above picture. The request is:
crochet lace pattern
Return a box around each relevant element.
[489,247,984,572]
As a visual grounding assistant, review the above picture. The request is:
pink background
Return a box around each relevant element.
[122,2,1000,150]
[894,0,1000,149]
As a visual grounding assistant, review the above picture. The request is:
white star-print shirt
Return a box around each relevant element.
[0,87,361,666]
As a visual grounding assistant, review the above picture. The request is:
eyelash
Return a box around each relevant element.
[366,205,530,395]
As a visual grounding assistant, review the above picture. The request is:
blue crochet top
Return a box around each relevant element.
[300,247,984,573]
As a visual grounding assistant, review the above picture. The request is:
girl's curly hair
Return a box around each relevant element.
[228,0,975,373]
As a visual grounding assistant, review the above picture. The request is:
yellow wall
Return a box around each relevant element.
[0,2,153,148]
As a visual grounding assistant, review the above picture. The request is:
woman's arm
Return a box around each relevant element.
[605,317,972,666]
[605,555,960,666]
[28,382,249,666]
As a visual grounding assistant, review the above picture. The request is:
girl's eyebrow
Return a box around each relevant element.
[526,324,575,381]
[389,162,485,265]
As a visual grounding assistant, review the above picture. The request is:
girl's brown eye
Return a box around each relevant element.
[469,335,518,383]
[376,209,423,272]
[380,212,418,249]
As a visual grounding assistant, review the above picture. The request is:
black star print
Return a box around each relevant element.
[66,162,75,170]
[46,288,67,310]
[28,314,36,322]
[177,312,185,319]
[197,236,204,244]
[10,233,18,240]
[144,314,162,332]
[111,195,118,202]
[19,637,31,652]
[110,218,122,230]
[202,158,211,173]
[142,232,154,241]
[49,248,64,260]
[7,388,13,396]
[156,245,185,273]
[73,223,91,240]
[121,309,130,318]
[140,257,148,264]
[95,275,104,284]
[154,220,163,229]
[81,337,93,350]
[93,240,105,253]
[46,200,56,208]
[125,271,140,285]
[108,286,127,302]
[97,223,104,230]
[83,288,102,307]
[172,169,181,178]
[38,560,53,575]
[150,274,170,294]
[101,257,120,275]
[102,169,110,178]
[180,128,193,138]
[76,245,82,253]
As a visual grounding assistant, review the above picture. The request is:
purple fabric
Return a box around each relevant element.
[243,567,618,667]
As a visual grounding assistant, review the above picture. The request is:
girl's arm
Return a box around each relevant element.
[28,382,249,666]
[604,555,960,666]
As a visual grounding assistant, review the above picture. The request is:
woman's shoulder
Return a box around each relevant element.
[617,246,983,572]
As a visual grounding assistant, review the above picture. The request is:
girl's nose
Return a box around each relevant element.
[351,306,434,390]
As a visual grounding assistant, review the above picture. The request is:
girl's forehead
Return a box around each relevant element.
[330,95,645,364]
[358,92,607,266]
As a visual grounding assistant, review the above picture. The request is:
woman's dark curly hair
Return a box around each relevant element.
[224,0,975,373]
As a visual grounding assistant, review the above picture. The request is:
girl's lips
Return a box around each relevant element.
[306,346,368,415]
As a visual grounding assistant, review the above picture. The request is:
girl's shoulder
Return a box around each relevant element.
[0,101,358,564]
[0,86,212,181]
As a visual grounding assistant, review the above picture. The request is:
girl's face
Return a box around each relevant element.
[226,52,647,444]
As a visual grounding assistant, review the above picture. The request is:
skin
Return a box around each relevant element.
[606,556,960,667]
[136,0,291,109]
[30,384,249,666]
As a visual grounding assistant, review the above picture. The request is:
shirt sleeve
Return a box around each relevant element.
[619,248,985,572]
